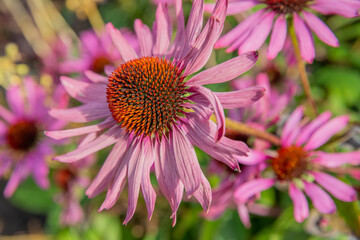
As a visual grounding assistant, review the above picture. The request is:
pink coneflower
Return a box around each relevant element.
[45,0,265,225]
[0,77,68,197]
[60,29,138,75]
[234,107,360,222]
[206,0,360,63]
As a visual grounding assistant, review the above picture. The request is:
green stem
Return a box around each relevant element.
[289,20,318,116]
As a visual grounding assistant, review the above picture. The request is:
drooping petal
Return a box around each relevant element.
[311,171,357,202]
[123,139,147,224]
[193,173,212,212]
[189,86,225,141]
[0,105,15,123]
[154,138,184,222]
[236,150,268,165]
[86,133,129,198]
[214,87,265,109]
[4,162,30,198]
[289,183,309,222]
[303,181,336,214]
[302,11,339,47]
[237,204,251,228]
[233,178,275,203]
[304,115,349,150]
[84,70,108,83]
[49,102,109,123]
[172,127,203,196]
[293,13,315,63]
[106,23,138,62]
[45,117,115,140]
[267,15,287,59]
[54,126,122,162]
[186,51,258,85]
[140,139,156,220]
[60,76,106,103]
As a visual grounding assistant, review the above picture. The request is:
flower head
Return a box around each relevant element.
[234,107,359,223]
[46,0,265,225]
[0,77,68,197]
[206,0,360,62]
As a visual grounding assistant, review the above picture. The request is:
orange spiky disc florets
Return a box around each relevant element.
[107,56,186,137]
[271,146,309,181]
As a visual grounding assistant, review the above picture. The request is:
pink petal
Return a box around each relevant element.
[84,70,108,83]
[182,0,227,75]
[190,86,225,141]
[168,0,186,60]
[237,204,251,228]
[214,87,265,109]
[304,115,349,150]
[233,178,275,203]
[49,102,109,123]
[311,171,357,202]
[134,19,153,57]
[187,51,259,85]
[140,139,156,220]
[24,77,47,119]
[185,0,204,52]
[304,181,336,214]
[237,11,275,54]
[154,138,184,220]
[86,134,129,198]
[311,0,359,18]
[106,23,138,62]
[293,13,315,63]
[312,151,360,168]
[60,76,106,103]
[204,1,256,15]
[0,105,15,123]
[289,183,309,222]
[215,10,265,49]
[267,15,287,59]
[236,150,268,165]
[302,11,339,47]
[193,173,212,212]
[54,126,122,162]
[45,117,114,140]
[295,111,332,146]
[184,116,248,170]
[281,106,303,146]
[172,127,203,196]
[4,163,30,198]
[123,139,147,224]
[6,85,25,117]
[153,4,172,56]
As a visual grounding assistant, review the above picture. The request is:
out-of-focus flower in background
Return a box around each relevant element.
[0,77,68,197]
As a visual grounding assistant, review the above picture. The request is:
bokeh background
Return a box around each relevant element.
[0,0,360,239]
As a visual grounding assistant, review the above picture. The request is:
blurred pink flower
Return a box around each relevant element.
[45,0,265,225]
[54,135,95,226]
[234,107,360,223]
[0,77,68,197]
[206,0,360,63]
[59,29,138,76]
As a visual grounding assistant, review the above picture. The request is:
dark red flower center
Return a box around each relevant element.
[107,56,186,137]
[92,56,111,74]
[54,168,75,191]
[6,120,38,151]
[264,0,311,14]
[271,146,308,181]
